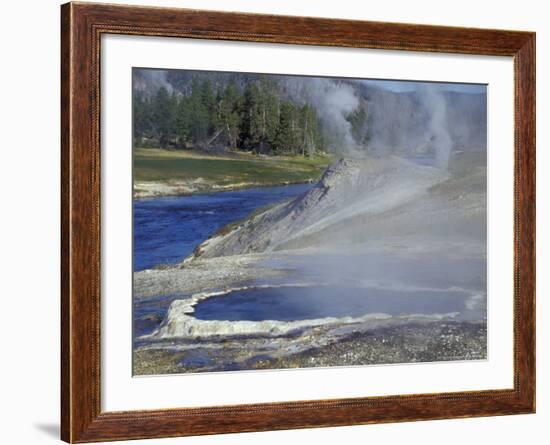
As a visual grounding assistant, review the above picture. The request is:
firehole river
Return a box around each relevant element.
[134,183,312,272]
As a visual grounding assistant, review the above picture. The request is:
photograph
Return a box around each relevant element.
[132,68,488,376]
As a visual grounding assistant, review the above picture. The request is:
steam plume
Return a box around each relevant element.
[420,86,452,169]
[282,78,362,157]
[136,69,174,94]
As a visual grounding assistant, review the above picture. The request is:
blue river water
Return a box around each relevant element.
[133,183,312,272]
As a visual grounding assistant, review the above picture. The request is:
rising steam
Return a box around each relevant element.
[135,69,174,94]
[283,78,458,168]
[282,78,362,157]
[419,86,452,169]
[359,83,475,170]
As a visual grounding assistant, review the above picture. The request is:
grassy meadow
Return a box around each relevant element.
[134,148,332,197]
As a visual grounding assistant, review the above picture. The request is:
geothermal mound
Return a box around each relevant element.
[188,157,449,260]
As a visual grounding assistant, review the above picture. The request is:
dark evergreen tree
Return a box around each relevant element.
[175,95,191,147]
[239,83,262,150]
[199,79,217,136]
[258,78,280,152]
[219,82,241,148]
[152,87,175,148]
[188,79,209,143]
[298,104,321,156]
[274,101,299,154]
[133,91,152,146]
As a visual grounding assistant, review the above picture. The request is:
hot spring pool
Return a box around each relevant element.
[193,286,472,322]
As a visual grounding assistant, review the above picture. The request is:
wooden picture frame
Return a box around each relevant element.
[61,2,535,442]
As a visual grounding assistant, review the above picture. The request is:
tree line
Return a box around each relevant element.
[133,78,325,156]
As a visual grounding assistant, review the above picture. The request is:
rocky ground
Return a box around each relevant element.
[133,321,486,375]
[134,253,286,300]
[251,321,487,370]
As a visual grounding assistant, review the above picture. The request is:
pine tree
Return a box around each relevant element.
[175,95,191,147]
[275,101,298,154]
[259,78,280,151]
[133,91,152,146]
[239,83,262,150]
[152,87,175,148]
[199,79,216,136]
[188,79,209,143]
[298,104,320,157]
[219,82,241,148]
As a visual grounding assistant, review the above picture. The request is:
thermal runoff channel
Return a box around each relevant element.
[132,69,487,375]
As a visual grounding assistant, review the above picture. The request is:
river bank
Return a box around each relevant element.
[134,148,331,198]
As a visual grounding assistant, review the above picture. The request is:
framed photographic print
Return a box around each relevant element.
[61,2,535,442]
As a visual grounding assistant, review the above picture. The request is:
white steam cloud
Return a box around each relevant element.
[283,78,455,167]
[362,83,457,169]
[139,70,173,94]
[283,78,362,157]
[419,86,452,169]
